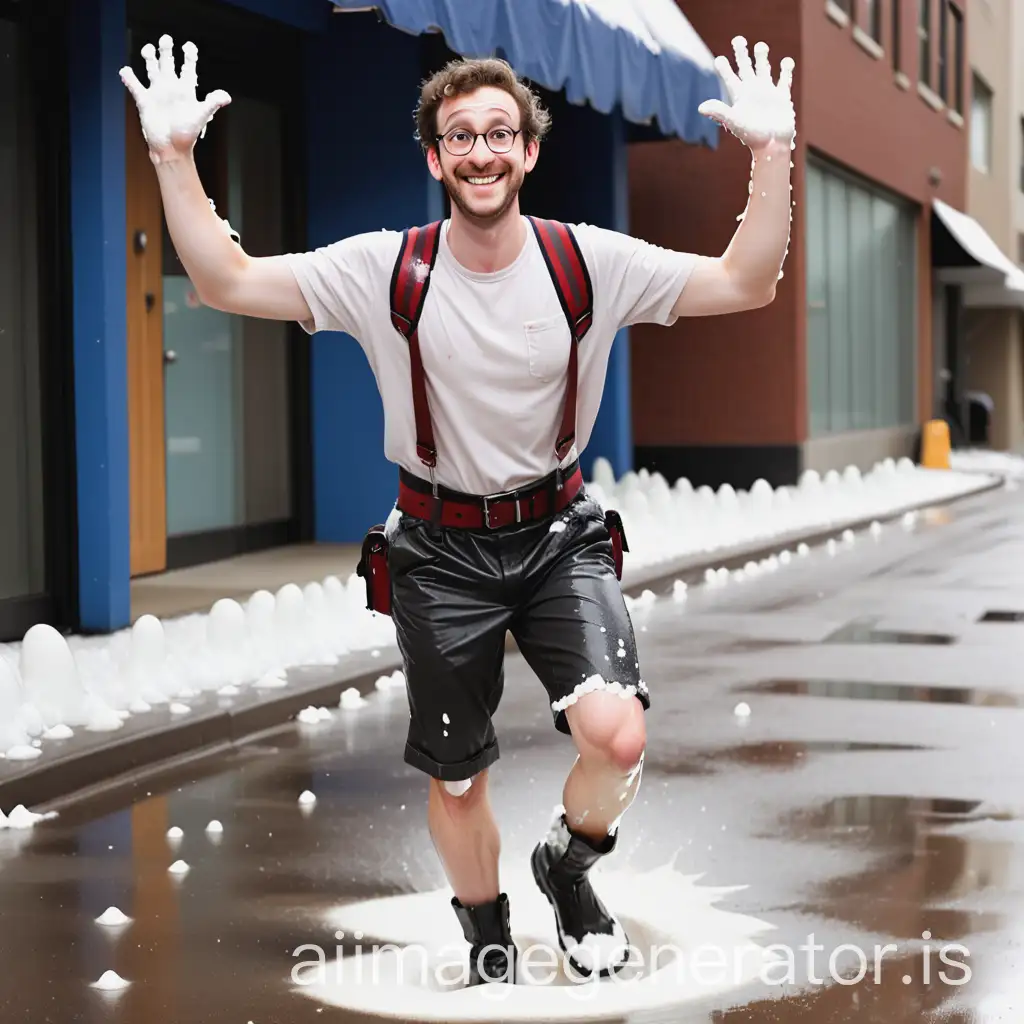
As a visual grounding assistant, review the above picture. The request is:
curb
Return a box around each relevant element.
[0,475,1003,813]
[618,475,1004,597]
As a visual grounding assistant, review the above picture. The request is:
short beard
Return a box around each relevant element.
[443,169,522,226]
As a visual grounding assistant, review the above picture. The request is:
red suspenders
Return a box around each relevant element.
[388,217,594,484]
[359,218,621,615]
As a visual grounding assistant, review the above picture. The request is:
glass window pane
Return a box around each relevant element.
[871,196,900,427]
[898,208,918,422]
[0,18,46,600]
[806,164,831,437]
[826,175,851,433]
[848,187,875,429]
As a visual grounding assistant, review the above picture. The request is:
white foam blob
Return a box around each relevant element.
[168,859,190,876]
[339,687,367,709]
[96,906,132,927]
[91,970,131,991]
[5,745,42,761]
[254,673,288,690]
[5,804,47,829]
[217,685,241,697]
[166,826,184,841]
[169,703,191,716]
[298,864,777,1020]
[733,702,752,719]
[205,819,224,834]
[298,790,317,806]
[42,724,73,740]
[297,706,332,724]
[20,624,89,728]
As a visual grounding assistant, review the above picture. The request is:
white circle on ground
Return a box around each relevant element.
[296,864,778,1021]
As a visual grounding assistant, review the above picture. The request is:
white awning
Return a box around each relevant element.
[933,198,1024,307]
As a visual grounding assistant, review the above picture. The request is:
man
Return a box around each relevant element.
[121,33,795,986]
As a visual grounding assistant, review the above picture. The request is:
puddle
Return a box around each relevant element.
[823,618,957,646]
[778,795,1014,949]
[978,609,1024,623]
[745,678,1021,707]
[646,741,925,778]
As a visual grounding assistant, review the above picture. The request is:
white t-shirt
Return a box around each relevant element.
[285,217,695,496]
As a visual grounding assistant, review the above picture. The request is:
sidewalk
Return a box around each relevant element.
[0,460,1006,815]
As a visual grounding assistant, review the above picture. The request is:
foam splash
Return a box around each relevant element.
[91,970,131,992]
[298,863,778,1020]
[96,907,132,927]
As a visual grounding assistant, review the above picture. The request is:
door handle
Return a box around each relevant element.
[164,350,177,365]
[145,292,156,313]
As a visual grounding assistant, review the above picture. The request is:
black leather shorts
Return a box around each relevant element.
[387,491,650,782]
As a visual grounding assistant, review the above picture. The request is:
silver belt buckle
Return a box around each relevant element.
[482,490,521,528]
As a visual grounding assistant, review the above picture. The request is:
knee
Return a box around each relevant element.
[568,694,646,773]
[608,718,646,773]
[431,770,487,810]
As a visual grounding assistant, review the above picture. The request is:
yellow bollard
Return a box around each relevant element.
[920,419,951,469]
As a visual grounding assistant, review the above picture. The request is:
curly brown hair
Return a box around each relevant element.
[414,57,552,152]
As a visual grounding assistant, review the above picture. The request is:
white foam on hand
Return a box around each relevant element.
[699,37,796,149]
[119,36,231,154]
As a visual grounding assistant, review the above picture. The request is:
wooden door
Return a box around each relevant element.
[125,97,167,576]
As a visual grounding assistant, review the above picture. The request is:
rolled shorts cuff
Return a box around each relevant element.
[403,738,500,781]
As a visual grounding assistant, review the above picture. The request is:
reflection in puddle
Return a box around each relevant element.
[645,741,925,778]
[824,618,957,646]
[746,678,1020,707]
[783,794,1014,941]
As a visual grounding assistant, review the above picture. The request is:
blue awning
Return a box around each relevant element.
[330,0,726,147]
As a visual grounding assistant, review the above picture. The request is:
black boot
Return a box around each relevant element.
[531,811,630,978]
[451,892,518,986]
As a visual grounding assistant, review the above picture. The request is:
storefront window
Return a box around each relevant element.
[0,16,46,600]
[806,160,918,436]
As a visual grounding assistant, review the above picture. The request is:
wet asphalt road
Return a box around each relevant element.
[3,482,1024,1023]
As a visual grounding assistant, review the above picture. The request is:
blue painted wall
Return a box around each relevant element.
[69,0,131,632]
[522,96,633,481]
[303,16,438,541]
[577,109,632,482]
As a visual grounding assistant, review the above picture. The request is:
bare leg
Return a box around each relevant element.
[562,693,646,841]
[427,769,501,906]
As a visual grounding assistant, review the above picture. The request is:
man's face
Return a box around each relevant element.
[427,86,539,225]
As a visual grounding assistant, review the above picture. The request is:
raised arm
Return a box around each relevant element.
[673,37,796,318]
[120,36,310,321]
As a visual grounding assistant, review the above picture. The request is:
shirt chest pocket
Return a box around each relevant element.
[523,314,572,383]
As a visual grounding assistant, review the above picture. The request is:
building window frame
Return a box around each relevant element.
[1019,118,1024,193]
[949,2,964,112]
[0,0,78,640]
[971,73,993,174]
[892,0,902,69]
[918,0,932,88]
[865,0,883,43]
[805,153,919,439]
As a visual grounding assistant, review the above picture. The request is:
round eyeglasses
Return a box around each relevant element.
[436,126,523,157]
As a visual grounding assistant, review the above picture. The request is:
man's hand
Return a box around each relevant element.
[120,35,231,165]
[698,37,795,152]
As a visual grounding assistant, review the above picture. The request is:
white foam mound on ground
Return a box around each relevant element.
[297,864,778,1021]
[0,456,995,764]
[0,572,396,762]
[587,455,994,574]
[950,448,1024,480]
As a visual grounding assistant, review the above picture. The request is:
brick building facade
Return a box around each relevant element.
[629,0,971,487]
